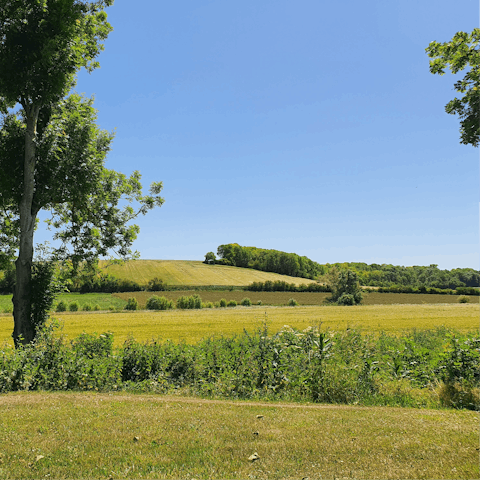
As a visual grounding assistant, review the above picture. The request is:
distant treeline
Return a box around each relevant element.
[215,243,324,279]
[212,244,479,290]
[329,262,479,290]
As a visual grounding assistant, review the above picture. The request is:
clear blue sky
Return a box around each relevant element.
[37,0,480,270]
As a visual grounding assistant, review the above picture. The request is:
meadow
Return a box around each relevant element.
[1,392,477,479]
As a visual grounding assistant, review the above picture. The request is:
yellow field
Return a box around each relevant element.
[0,304,477,347]
[99,259,317,286]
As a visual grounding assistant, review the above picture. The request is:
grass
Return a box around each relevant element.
[0,392,477,479]
[99,259,317,286]
[0,303,477,347]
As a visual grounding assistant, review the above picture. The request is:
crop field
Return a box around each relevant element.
[113,290,478,307]
[99,259,317,286]
[0,303,477,347]
[1,392,478,479]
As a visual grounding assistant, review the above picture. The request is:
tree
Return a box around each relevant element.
[0,1,164,345]
[326,268,363,306]
[204,252,216,264]
[426,29,480,147]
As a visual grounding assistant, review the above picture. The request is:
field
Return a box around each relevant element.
[114,290,478,307]
[0,392,477,479]
[0,303,477,347]
[98,259,317,286]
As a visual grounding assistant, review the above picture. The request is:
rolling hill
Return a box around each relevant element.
[98,260,317,287]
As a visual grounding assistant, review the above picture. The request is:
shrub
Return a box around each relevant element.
[93,304,100,311]
[82,303,92,311]
[241,297,252,306]
[147,277,166,292]
[219,298,227,308]
[214,301,221,308]
[176,294,202,309]
[337,294,355,306]
[257,300,262,305]
[458,295,470,303]
[227,300,237,307]
[56,300,67,312]
[68,301,79,312]
[287,298,298,306]
[327,268,363,305]
[124,297,139,310]
[205,302,214,308]
[146,296,174,311]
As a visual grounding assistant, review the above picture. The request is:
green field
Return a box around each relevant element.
[99,259,317,286]
[1,392,477,479]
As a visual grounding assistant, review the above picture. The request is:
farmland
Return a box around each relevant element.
[113,290,478,307]
[0,303,477,347]
[98,259,317,287]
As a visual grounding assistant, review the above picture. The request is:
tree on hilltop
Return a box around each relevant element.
[0,1,164,345]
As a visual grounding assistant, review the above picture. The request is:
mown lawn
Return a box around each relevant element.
[0,392,477,479]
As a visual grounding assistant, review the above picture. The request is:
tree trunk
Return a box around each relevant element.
[12,105,39,347]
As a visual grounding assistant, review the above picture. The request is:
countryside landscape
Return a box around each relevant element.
[0,0,479,479]
[0,250,479,479]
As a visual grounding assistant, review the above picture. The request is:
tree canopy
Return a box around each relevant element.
[0,1,163,345]
[426,29,480,147]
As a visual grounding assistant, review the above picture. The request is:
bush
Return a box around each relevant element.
[227,300,237,307]
[176,294,202,309]
[82,303,92,311]
[56,300,67,312]
[241,297,252,306]
[214,301,221,308]
[458,295,470,303]
[257,300,262,305]
[93,304,100,311]
[124,297,139,310]
[205,302,214,308]
[287,298,298,306]
[68,301,79,312]
[146,296,174,311]
[337,294,355,306]
[327,268,363,305]
[147,277,166,292]
[219,298,227,308]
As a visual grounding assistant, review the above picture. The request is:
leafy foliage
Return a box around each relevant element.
[216,244,324,279]
[326,268,363,305]
[0,323,477,409]
[426,29,480,146]
[146,296,174,311]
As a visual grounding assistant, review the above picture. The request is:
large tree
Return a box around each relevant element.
[0,1,163,345]
[426,29,480,147]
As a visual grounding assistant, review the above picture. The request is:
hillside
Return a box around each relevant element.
[98,260,317,287]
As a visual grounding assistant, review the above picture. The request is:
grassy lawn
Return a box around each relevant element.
[0,392,477,479]
[0,303,477,347]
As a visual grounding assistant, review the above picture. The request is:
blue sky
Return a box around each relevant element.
[37,0,480,270]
